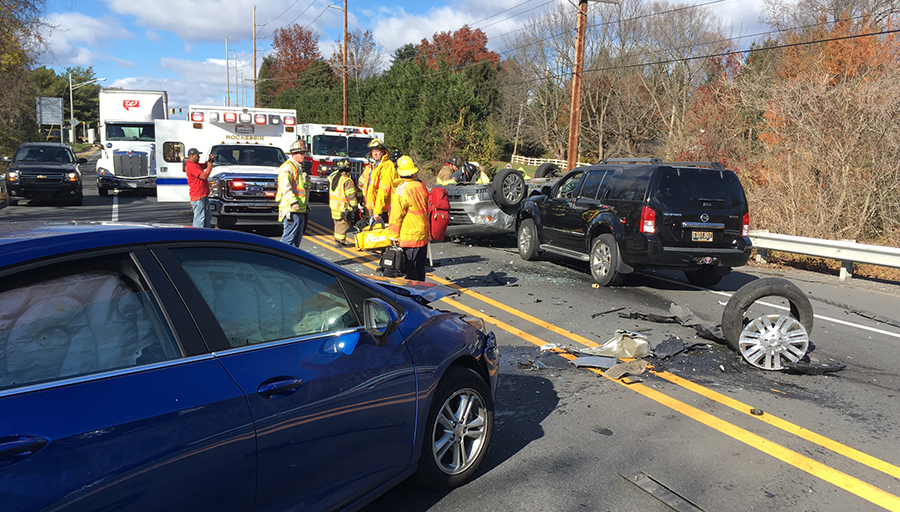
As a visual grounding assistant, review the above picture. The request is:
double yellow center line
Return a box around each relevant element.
[305,221,900,511]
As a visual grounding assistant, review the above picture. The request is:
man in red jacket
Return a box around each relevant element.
[185,147,213,228]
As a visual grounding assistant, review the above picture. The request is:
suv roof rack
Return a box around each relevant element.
[666,161,724,170]
[597,158,663,166]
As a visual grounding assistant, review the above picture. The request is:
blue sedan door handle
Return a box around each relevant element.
[0,436,49,463]
[257,377,304,399]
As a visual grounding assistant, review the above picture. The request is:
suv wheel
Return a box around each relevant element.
[98,187,109,197]
[517,219,540,261]
[534,163,562,179]
[590,234,623,286]
[492,169,526,207]
[684,266,724,288]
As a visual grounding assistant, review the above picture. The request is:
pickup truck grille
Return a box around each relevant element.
[113,151,149,178]
[224,179,277,202]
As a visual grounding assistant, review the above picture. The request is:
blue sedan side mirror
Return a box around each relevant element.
[364,298,400,346]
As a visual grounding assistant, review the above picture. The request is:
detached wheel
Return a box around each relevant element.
[738,314,810,370]
[415,366,494,490]
[685,266,725,287]
[722,277,814,353]
[98,187,108,197]
[534,163,562,178]
[590,234,623,286]
[517,218,540,261]
[492,169,526,207]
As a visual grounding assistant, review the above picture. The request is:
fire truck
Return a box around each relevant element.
[296,124,385,194]
[155,106,298,227]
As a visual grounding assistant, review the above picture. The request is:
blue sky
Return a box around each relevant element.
[40,0,767,111]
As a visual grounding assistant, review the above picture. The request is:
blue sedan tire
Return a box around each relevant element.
[415,366,494,490]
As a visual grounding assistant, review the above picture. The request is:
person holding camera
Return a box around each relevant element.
[185,147,213,228]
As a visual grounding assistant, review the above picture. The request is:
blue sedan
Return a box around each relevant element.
[0,222,499,511]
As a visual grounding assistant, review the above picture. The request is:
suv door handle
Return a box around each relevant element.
[0,435,49,461]
[257,377,304,399]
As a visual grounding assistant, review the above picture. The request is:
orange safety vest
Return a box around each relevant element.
[388,178,429,248]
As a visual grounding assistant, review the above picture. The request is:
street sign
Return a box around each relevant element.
[36,97,64,126]
[70,118,79,127]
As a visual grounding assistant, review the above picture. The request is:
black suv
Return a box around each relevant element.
[516,158,751,287]
[3,142,85,206]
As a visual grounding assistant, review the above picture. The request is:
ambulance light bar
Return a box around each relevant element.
[224,112,237,123]
[254,114,267,125]
[190,112,204,122]
[283,116,296,126]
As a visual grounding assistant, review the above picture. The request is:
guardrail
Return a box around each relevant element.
[511,154,591,172]
[750,230,900,281]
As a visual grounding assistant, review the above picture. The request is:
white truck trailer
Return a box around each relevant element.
[155,105,299,228]
[95,89,168,195]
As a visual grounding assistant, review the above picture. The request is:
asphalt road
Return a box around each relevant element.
[3,152,899,511]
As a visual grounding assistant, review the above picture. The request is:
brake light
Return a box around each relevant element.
[224,112,237,123]
[190,112,204,122]
[254,114,267,125]
[283,116,296,126]
[231,181,245,189]
[640,206,656,234]
[742,212,750,237]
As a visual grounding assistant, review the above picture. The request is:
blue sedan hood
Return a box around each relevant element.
[364,275,460,304]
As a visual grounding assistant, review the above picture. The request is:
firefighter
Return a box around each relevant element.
[276,140,310,247]
[448,162,491,185]
[328,157,358,246]
[435,156,461,186]
[388,155,429,281]
[363,138,397,223]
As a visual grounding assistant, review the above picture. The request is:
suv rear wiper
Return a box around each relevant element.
[697,198,725,202]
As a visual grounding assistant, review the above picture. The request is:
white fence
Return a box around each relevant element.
[511,154,591,172]
[750,230,900,281]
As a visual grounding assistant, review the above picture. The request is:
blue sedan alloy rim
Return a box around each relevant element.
[431,387,489,475]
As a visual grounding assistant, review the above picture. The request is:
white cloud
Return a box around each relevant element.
[39,11,134,67]
[146,31,162,42]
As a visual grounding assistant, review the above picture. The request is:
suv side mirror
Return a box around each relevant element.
[541,185,552,196]
[363,298,400,346]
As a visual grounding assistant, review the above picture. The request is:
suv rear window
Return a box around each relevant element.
[655,168,745,209]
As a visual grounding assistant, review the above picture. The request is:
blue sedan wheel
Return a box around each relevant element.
[416,366,494,490]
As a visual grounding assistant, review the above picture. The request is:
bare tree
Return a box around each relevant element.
[329,29,386,81]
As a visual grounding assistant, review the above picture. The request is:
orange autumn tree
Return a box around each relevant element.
[270,24,322,96]
[417,25,501,70]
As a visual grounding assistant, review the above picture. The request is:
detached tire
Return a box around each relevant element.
[415,366,494,491]
[517,218,540,261]
[534,163,562,179]
[492,169,526,207]
[722,278,814,352]
[590,234,623,286]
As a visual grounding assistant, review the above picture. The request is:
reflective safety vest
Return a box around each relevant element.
[365,155,397,217]
[388,178,429,248]
[276,159,309,221]
[328,171,358,220]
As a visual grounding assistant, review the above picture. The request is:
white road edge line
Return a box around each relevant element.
[111,194,118,222]
[649,274,900,340]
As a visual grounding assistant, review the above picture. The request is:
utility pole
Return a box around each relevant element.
[253,5,258,108]
[342,0,348,125]
[225,37,230,106]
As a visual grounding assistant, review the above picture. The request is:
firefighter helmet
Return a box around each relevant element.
[396,155,418,177]
[289,140,308,154]
[367,139,386,151]
[334,157,351,171]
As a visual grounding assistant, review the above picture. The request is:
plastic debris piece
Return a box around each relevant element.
[605,360,648,379]
[623,472,707,512]
[750,408,764,416]
[592,307,625,318]
[784,361,847,375]
[719,365,726,372]
[654,336,685,358]
[587,330,651,358]
[540,343,561,352]
[592,283,600,289]
[570,356,617,369]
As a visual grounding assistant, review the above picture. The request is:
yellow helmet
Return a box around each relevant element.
[367,139,386,151]
[396,155,418,177]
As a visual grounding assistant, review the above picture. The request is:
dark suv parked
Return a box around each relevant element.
[516,158,751,287]
[3,142,85,206]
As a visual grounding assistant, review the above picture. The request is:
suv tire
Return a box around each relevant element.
[98,187,109,197]
[684,266,725,288]
[721,278,814,353]
[492,169,526,207]
[535,163,562,179]
[517,219,541,261]
[590,234,623,286]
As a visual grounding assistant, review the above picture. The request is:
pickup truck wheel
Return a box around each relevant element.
[534,163,562,179]
[590,234,623,286]
[98,187,108,197]
[684,266,724,287]
[414,366,493,491]
[721,277,814,354]
[71,194,83,206]
[517,219,540,261]
[492,169,526,207]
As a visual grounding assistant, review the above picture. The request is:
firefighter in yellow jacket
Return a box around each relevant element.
[276,140,310,247]
[328,157,358,246]
[388,155,429,281]
[364,139,397,222]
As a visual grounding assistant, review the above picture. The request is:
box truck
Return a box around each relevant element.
[96,89,168,195]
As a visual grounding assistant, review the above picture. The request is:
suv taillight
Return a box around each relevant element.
[640,206,656,234]
[742,212,750,237]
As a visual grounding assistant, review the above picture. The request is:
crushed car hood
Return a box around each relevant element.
[365,275,460,304]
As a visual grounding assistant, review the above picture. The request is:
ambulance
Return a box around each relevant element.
[155,105,298,228]
[296,123,385,191]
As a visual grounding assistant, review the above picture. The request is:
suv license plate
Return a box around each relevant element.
[692,230,713,242]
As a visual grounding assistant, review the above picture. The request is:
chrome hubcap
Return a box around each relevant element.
[739,314,809,370]
[503,176,523,201]
[431,388,487,475]
[591,244,611,277]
